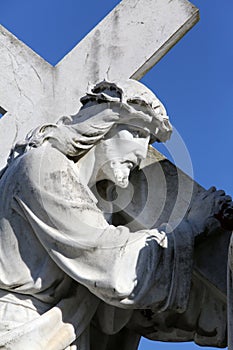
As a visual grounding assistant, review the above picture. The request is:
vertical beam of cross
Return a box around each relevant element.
[54,0,199,116]
[0,0,199,170]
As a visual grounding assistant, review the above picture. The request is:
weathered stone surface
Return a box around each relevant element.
[54,0,199,115]
[2,1,231,348]
[0,0,199,170]
[0,79,230,349]
[0,25,54,169]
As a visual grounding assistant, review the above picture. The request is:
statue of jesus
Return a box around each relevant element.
[0,79,231,349]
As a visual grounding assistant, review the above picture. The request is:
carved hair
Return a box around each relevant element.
[7,79,172,165]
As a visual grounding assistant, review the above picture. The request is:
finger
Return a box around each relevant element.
[202,186,217,199]
[215,189,226,196]
[215,197,232,206]
[218,195,232,203]
[215,208,233,231]
[207,186,216,193]
[215,197,232,209]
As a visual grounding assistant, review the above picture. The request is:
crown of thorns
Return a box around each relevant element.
[80,80,172,143]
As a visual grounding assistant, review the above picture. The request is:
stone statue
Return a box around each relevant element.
[0,79,232,349]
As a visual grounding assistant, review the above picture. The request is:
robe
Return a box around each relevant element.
[0,142,227,349]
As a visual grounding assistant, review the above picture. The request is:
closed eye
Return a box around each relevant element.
[131,129,149,138]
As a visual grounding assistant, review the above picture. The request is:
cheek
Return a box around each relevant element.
[134,138,150,153]
[100,139,131,159]
[99,135,149,161]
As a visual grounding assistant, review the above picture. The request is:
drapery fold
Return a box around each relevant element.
[0,144,196,348]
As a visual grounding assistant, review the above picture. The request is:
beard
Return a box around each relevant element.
[102,160,131,188]
[112,165,130,188]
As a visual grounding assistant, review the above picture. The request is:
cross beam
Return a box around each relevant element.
[0,2,230,345]
[0,0,198,170]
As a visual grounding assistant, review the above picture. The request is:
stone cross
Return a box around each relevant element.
[0,1,231,346]
[0,0,199,170]
[0,0,230,307]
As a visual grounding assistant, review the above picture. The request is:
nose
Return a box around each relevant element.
[124,147,148,166]
[121,138,149,165]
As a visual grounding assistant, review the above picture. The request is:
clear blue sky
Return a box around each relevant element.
[0,1,232,349]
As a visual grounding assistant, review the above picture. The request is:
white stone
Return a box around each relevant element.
[0,0,199,170]
[0,80,231,348]
[2,1,232,348]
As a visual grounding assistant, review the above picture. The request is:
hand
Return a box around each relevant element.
[215,198,233,231]
[186,187,232,243]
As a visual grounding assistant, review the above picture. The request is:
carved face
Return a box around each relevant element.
[98,124,150,188]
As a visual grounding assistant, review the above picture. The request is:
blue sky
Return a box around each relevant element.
[0,0,232,349]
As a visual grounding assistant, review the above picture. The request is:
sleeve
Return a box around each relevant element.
[12,147,194,312]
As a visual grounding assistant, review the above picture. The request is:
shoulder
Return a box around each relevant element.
[22,143,69,171]
[15,143,80,190]
[20,144,98,206]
